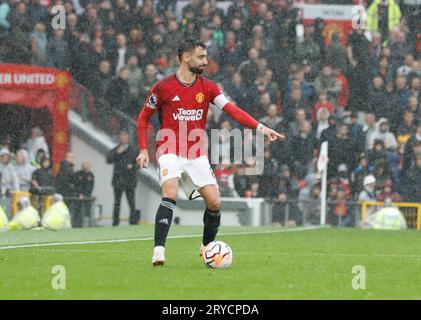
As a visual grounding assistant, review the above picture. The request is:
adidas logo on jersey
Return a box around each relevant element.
[172,95,181,101]
[159,218,169,225]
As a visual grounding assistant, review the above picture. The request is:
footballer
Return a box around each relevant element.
[136,39,283,266]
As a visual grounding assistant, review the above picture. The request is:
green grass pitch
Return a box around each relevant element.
[1,225,421,299]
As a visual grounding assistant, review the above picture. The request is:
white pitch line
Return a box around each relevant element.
[0,226,324,251]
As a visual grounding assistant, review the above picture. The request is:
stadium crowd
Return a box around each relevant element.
[0,0,421,226]
[0,126,95,227]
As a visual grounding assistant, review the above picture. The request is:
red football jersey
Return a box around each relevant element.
[142,73,225,159]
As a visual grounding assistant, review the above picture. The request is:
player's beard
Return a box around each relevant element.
[188,64,204,74]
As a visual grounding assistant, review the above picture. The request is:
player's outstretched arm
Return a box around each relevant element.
[222,102,285,142]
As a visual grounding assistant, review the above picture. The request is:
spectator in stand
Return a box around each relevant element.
[396,53,415,77]
[269,126,292,169]
[334,67,349,114]
[105,66,133,116]
[139,63,159,103]
[396,111,417,137]
[0,148,19,198]
[389,29,413,72]
[9,1,32,42]
[401,153,421,202]
[224,72,248,108]
[409,76,420,98]
[402,123,421,175]
[336,164,352,200]
[348,112,365,153]
[376,179,402,202]
[92,60,112,97]
[327,186,351,227]
[347,28,370,112]
[325,34,348,73]
[368,32,383,67]
[238,47,260,88]
[74,161,95,228]
[395,74,411,109]
[30,148,46,169]
[283,88,308,122]
[25,127,49,164]
[271,164,300,223]
[290,120,318,175]
[358,175,377,201]
[14,149,35,192]
[320,114,338,143]
[55,151,76,210]
[295,25,321,78]
[373,158,392,191]
[406,95,421,119]
[366,0,401,41]
[31,156,54,193]
[29,22,47,66]
[327,123,358,178]
[0,0,11,32]
[259,104,283,130]
[368,118,398,150]
[299,177,321,226]
[259,148,279,198]
[314,108,330,140]
[363,112,378,150]
[382,81,401,129]
[368,76,386,114]
[371,56,394,84]
[352,153,374,196]
[312,91,335,123]
[127,54,143,100]
[233,164,250,198]
[47,29,71,70]
[285,68,314,104]
[251,91,272,121]
[109,33,128,75]
[367,139,390,170]
[314,64,342,105]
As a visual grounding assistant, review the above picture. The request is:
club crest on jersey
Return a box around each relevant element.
[173,108,203,121]
[195,92,205,103]
[147,94,158,109]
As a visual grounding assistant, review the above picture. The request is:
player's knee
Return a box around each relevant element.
[162,192,177,202]
[206,198,221,212]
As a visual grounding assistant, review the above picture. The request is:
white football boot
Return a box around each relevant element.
[152,246,165,266]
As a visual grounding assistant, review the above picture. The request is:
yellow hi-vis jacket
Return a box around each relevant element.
[366,0,401,32]
[42,201,71,230]
[0,205,8,229]
[8,206,40,230]
[373,207,407,230]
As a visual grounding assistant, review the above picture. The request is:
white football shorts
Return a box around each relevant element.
[157,154,218,200]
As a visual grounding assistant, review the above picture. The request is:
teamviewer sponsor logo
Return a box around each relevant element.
[173,108,204,121]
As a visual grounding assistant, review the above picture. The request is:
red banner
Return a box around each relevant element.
[295,4,355,46]
[0,64,72,174]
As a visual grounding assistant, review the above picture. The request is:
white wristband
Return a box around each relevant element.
[256,123,264,131]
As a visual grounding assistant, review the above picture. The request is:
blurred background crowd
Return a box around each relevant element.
[0,0,420,226]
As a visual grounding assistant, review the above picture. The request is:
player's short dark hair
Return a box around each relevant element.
[178,39,207,62]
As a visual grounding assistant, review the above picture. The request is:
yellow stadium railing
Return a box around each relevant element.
[10,191,52,216]
[361,201,421,230]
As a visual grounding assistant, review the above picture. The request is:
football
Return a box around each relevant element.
[201,241,233,269]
